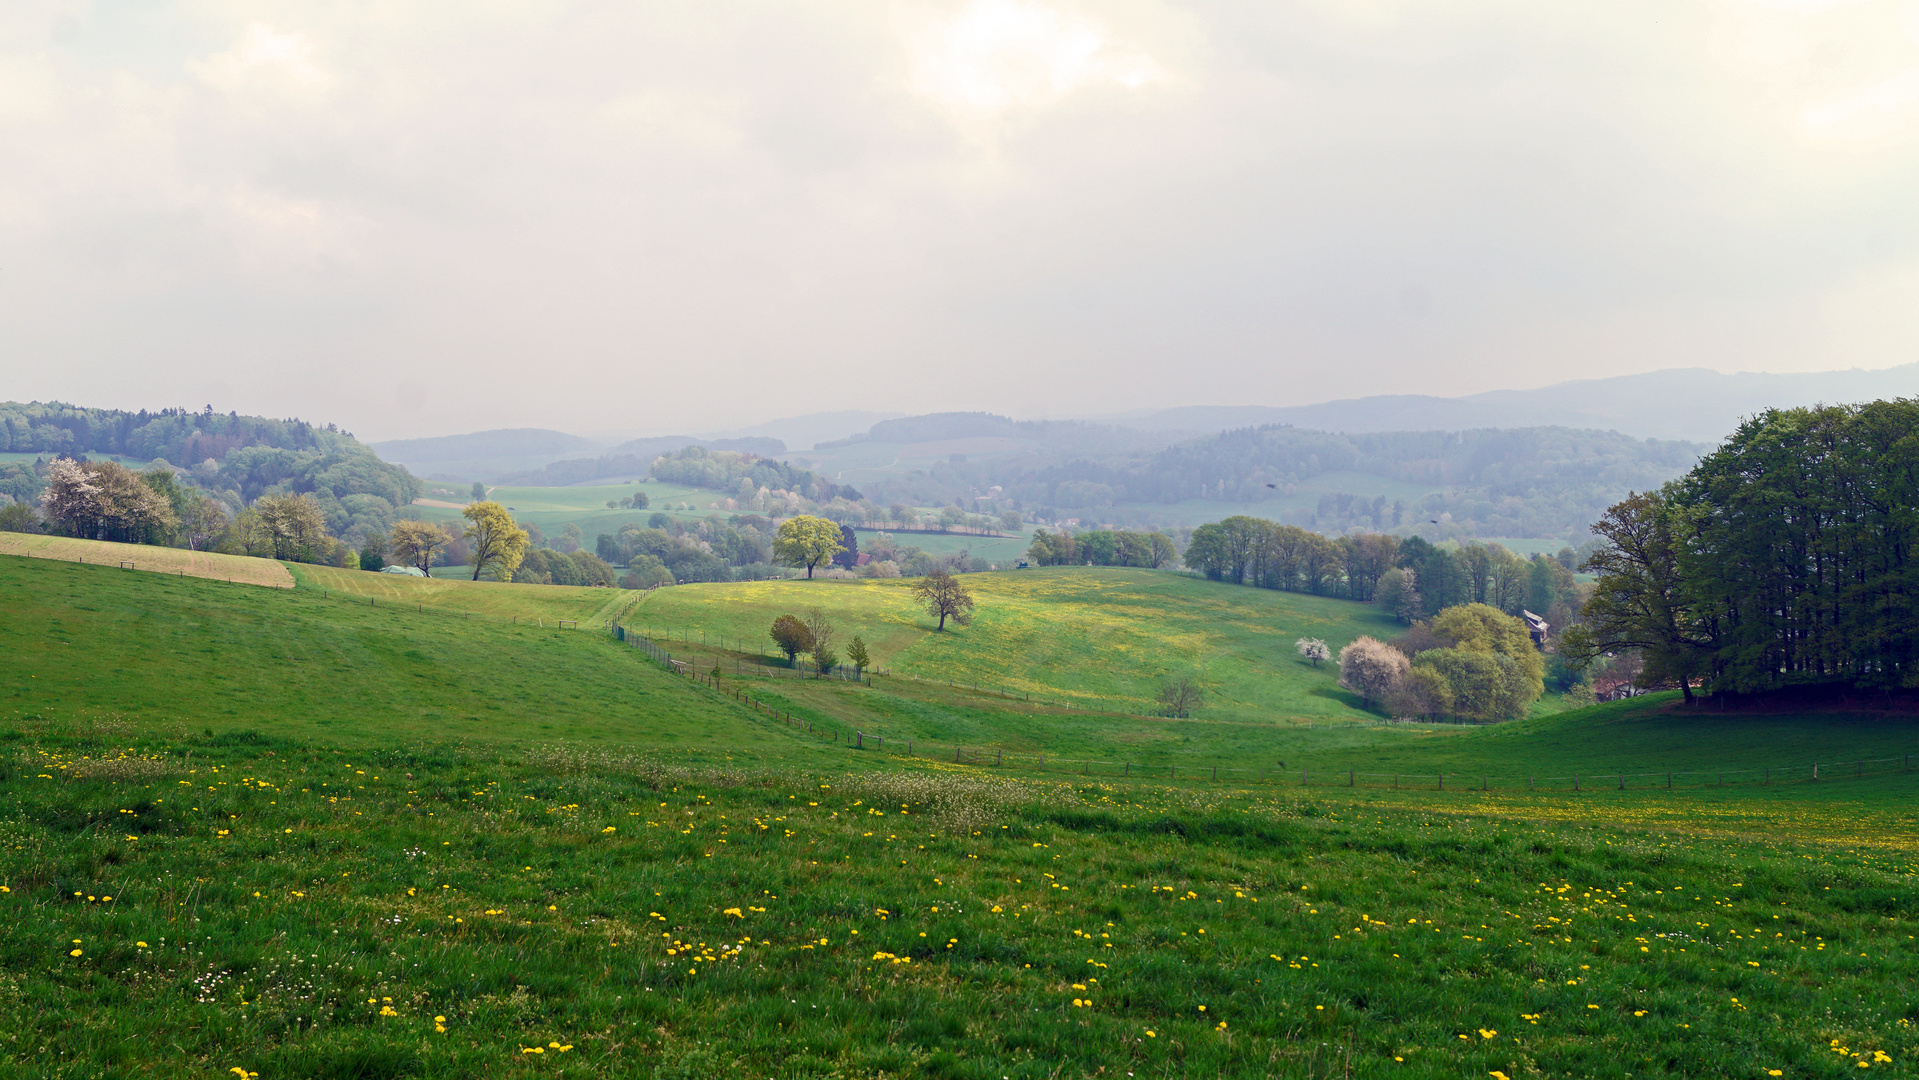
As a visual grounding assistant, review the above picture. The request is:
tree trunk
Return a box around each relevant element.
[1680,681,1694,704]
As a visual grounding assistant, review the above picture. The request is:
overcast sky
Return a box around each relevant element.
[4,0,1917,441]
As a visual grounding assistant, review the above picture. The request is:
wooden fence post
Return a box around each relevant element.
[1573,776,1580,791]
[1437,774,1443,791]
[1812,762,1818,780]
[1618,774,1624,790]
[1349,770,1355,787]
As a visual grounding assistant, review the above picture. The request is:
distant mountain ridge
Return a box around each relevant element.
[1109,364,1919,443]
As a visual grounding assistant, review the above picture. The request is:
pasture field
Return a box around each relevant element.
[290,563,641,628]
[0,533,293,588]
[3,554,1917,1076]
[2,721,1913,1079]
[624,568,1405,722]
[858,529,1028,563]
[1,555,792,756]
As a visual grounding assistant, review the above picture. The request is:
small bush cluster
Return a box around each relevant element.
[1339,604,1544,721]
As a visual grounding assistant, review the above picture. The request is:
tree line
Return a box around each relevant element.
[1567,400,1919,701]
[648,446,863,504]
[1179,516,1585,624]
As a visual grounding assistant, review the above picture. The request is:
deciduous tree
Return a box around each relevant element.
[773,514,843,578]
[463,501,530,582]
[1558,487,1703,702]
[806,609,836,677]
[911,569,975,630]
[770,614,814,666]
[254,493,329,562]
[845,635,870,676]
[1295,637,1330,667]
[1156,677,1203,718]
[389,520,448,573]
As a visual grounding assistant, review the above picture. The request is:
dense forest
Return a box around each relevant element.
[0,401,420,544]
[1570,400,1919,700]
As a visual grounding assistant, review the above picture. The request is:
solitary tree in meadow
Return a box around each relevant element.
[1295,637,1330,667]
[1156,677,1202,718]
[463,501,530,582]
[773,514,843,578]
[911,569,975,630]
[471,482,487,502]
[845,635,870,677]
[770,613,814,666]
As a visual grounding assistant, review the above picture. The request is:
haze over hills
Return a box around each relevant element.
[1099,363,1919,443]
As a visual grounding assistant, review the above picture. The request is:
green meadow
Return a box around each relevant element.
[2,552,1915,1078]
[622,568,1405,721]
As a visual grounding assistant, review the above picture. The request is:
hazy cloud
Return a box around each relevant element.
[2,0,1918,440]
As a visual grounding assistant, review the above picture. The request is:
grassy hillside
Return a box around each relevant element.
[626,568,1402,720]
[1,555,803,758]
[3,550,1916,1076]
[291,563,643,628]
[0,533,293,588]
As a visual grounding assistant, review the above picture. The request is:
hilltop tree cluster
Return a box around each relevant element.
[1566,400,1919,700]
[1339,604,1545,721]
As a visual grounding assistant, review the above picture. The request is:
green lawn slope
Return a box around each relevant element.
[625,568,1404,722]
[1,554,806,760]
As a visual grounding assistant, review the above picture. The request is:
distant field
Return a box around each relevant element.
[0,533,292,587]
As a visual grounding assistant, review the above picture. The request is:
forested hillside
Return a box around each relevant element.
[847,418,1704,539]
[0,401,419,543]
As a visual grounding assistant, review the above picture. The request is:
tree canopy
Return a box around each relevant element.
[911,569,975,631]
[773,515,844,578]
[1574,401,1919,698]
[463,501,530,582]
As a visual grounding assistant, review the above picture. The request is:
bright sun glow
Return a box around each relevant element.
[191,23,331,94]
[903,0,1166,116]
